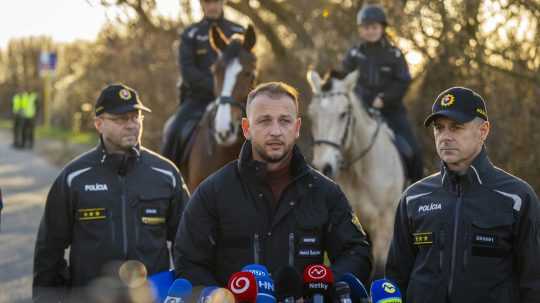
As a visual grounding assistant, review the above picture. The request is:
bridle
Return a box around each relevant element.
[216,96,246,114]
[312,91,383,169]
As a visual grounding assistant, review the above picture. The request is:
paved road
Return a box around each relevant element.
[0,130,60,303]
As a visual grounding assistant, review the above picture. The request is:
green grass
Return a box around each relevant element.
[0,118,97,145]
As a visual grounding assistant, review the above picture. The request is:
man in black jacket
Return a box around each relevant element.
[33,84,190,302]
[174,82,373,287]
[161,0,244,165]
[386,87,540,302]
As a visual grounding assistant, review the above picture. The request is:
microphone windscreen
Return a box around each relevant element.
[255,275,276,303]
[242,264,270,278]
[370,279,402,303]
[164,278,193,303]
[227,271,258,303]
[148,270,175,303]
[197,286,219,303]
[302,264,334,299]
[206,288,236,303]
[339,272,369,301]
[274,266,302,300]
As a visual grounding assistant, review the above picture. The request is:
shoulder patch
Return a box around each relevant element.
[187,27,198,39]
[392,48,402,58]
[350,48,366,59]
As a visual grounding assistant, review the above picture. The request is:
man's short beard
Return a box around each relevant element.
[253,143,291,164]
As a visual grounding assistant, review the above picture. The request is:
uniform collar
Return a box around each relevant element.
[440,147,494,190]
[203,14,225,25]
[237,140,309,180]
[97,137,141,175]
[358,36,389,50]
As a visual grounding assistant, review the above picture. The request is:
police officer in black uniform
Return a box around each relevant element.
[386,87,540,302]
[161,0,244,165]
[33,84,190,302]
[174,82,372,287]
[342,4,423,182]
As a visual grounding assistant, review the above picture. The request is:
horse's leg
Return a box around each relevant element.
[186,130,206,191]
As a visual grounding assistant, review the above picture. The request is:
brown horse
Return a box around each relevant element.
[180,25,257,191]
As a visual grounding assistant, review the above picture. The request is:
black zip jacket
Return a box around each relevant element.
[178,16,244,103]
[342,38,411,114]
[173,141,372,286]
[386,148,540,302]
[33,143,189,302]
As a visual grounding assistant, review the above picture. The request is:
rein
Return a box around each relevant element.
[312,92,383,169]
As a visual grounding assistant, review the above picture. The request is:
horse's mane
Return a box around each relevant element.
[321,69,348,92]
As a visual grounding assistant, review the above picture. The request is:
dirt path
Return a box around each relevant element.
[0,130,61,303]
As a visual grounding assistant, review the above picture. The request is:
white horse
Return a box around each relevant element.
[307,70,405,271]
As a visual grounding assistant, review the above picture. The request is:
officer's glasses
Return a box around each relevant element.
[101,113,144,125]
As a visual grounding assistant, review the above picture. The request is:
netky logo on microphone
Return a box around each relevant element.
[307,265,327,279]
[417,202,442,213]
[308,282,329,291]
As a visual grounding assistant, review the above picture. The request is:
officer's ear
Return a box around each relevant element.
[243,24,256,51]
[209,25,229,53]
[94,116,104,133]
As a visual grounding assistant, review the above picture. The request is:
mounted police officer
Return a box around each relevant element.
[33,84,190,302]
[174,82,373,287]
[161,0,244,165]
[386,87,540,302]
[342,4,423,182]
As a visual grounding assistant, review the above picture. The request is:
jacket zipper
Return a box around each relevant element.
[439,227,445,272]
[119,175,128,258]
[448,180,462,296]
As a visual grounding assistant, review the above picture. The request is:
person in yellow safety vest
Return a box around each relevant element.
[20,91,38,149]
[12,92,24,148]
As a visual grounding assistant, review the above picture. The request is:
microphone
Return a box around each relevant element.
[148,269,175,303]
[274,266,302,303]
[335,281,352,303]
[242,264,270,278]
[303,264,334,303]
[370,278,402,303]
[163,278,193,303]
[227,271,258,303]
[205,288,236,303]
[197,286,218,303]
[338,273,369,303]
[255,275,276,303]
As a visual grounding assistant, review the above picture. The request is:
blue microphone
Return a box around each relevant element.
[255,275,276,303]
[370,278,402,303]
[339,273,369,303]
[163,278,193,303]
[242,264,270,278]
[198,286,219,303]
[148,269,175,303]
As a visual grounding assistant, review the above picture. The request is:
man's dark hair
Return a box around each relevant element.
[246,82,299,116]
